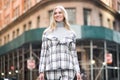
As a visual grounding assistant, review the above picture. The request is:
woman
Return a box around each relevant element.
[39,5,82,80]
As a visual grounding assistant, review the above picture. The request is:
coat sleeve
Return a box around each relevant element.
[70,33,80,73]
[39,33,47,73]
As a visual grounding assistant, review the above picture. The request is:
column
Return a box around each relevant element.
[90,40,93,80]
[104,41,108,80]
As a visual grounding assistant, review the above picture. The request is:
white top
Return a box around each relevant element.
[49,22,70,40]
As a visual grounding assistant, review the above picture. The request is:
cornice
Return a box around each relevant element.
[0,0,87,34]
[93,0,118,16]
[0,0,51,34]
[0,0,119,34]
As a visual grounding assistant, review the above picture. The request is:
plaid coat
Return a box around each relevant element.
[39,30,80,73]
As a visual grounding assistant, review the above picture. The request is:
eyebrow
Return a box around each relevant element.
[54,10,62,13]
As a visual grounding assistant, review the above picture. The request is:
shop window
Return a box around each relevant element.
[106,41,119,80]
[83,8,91,25]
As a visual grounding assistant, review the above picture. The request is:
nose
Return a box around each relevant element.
[55,13,60,17]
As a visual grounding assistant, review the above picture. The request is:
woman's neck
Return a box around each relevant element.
[56,21,64,28]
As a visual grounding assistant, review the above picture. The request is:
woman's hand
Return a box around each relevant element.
[76,73,82,80]
[39,72,44,80]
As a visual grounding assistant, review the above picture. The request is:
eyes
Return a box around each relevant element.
[54,11,62,15]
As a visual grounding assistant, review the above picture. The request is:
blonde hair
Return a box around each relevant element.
[45,5,71,33]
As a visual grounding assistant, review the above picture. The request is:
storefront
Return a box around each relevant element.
[0,25,120,80]
[77,39,120,80]
[75,25,120,80]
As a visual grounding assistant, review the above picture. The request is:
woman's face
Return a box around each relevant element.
[54,8,64,22]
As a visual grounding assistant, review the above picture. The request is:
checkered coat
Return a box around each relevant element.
[39,30,80,73]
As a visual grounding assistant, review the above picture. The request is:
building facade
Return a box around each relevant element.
[0,0,120,80]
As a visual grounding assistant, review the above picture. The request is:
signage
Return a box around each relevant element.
[105,53,112,64]
[27,57,36,70]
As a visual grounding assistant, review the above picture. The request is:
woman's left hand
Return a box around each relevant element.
[76,73,82,80]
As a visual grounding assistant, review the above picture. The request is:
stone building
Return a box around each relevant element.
[0,0,120,80]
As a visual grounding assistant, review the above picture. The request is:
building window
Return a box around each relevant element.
[36,0,41,3]
[13,6,20,18]
[49,10,53,21]
[118,2,120,12]
[113,21,117,31]
[4,36,6,44]
[0,14,2,27]
[119,22,120,32]
[24,0,31,11]
[28,21,32,30]
[4,0,10,9]
[16,28,19,36]
[23,24,27,31]
[0,39,1,45]
[107,18,111,28]
[83,8,91,25]
[66,8,76,24]
[49,8,76,24]
[99,13,103,26]
[7,34,9,42]
[37,16,40,28]
[12,31,15,39]
[101,0,112,7]
[5,15,10,25]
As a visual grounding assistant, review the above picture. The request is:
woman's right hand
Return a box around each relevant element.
[39,72,44,80]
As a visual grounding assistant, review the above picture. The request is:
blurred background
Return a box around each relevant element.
[0,0,120,80]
